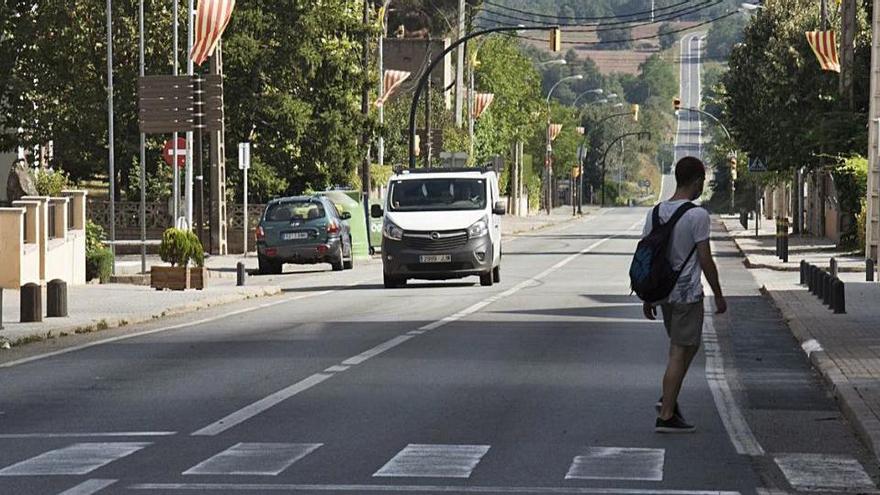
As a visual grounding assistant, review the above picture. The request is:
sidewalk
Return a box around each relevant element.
[502,205,596,236]
[0,277,281,347]
[719,215,880,462]
[719,216,866,272]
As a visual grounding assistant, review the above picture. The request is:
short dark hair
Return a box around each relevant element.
[675,156,706,187]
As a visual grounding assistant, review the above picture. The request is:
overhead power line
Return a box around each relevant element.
[478,0,720,30]
[489,10,738,47]
[482,0,691,21]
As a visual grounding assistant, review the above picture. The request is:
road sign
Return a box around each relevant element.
[162,137,187,168]
[238,142,251,170]
[748,156,768,173]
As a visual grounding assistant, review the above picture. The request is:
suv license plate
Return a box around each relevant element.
[420,254,451,263]
[283,232,309,240]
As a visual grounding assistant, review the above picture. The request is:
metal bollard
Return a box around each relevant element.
[808,265,817,294]
[20,283,42,323]
[869,258,876,282]
[830,257,838,279]
[823,273,834,307]
[832,278,846,314]
[740,210,748,230]
[46,279,68,318]
[775,218,782,259]
[782,218,789,263]
[817,270,826,301]
[236,262,247,287]
[800,260,807,285]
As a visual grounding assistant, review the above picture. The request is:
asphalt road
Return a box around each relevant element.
[0,208,877,495]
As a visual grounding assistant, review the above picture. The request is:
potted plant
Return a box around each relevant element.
[151,228,206,290]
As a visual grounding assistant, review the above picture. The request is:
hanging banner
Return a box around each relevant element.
[473,93,495,119]
[549,124,563,142]
[805,31,841,72]
[375,70,411,107]
[190,0,236,66]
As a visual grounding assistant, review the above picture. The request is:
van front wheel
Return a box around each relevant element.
[480,272,493,287]
[492,265,501,283]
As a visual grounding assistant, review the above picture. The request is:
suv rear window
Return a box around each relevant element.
[265,201,325,222]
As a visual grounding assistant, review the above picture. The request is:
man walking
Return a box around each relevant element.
[641,156,727,433]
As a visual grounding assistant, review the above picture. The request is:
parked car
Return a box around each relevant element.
[371,166,505,288]
[256,196,354,274]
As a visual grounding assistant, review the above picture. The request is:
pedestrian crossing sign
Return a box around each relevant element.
[748,157,768,173]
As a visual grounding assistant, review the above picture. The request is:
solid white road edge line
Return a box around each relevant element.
[126,483,741,495]
[0,432,175,438]
[190,226,627,436]
[702,314,764,456]
[0,279,371,370]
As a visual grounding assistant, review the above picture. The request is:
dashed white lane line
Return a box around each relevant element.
[127,483,741,494]
[183,443,322,476]
[56,479,118,495]
[373,444,491,479]
[0,442,150,476]
[774,453,877,493]
[190,227,627,436]
[565,447,665,482]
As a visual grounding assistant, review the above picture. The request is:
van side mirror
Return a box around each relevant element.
[341,211,352,220]
[492,201,506,216]
[370,204,384,218]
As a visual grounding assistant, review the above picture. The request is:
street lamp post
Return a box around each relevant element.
[545,74,584,214]
[577,109,637,213]
[600,131,650,207]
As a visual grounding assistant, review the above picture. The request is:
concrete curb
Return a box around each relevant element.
[760,285,880,463]
[504,210,595,237]
[0,285,282,348]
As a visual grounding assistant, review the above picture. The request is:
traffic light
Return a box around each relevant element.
[632,104,640,122]
[550,27,562,52]
[673,97,681,111]
[729,154,738,181]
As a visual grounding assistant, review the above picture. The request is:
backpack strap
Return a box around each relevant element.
[651,204,661,231]
[665,202,698,228]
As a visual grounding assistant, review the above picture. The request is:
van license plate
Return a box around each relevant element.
[283,232,308,240]
[420,255,451,263]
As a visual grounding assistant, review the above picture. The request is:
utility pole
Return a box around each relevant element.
[867,0,880,261]
[105,0,116,271]
[840,0,856,109]
[209,44,227,255]
[362,0,372,250]
[454,0,465,127]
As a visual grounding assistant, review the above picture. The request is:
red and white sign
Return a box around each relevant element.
[163,137,187,168]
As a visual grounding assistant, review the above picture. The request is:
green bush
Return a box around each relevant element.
[857,199,868,254]
[33,168,70,196]
[159,228,204,267]
[86,247,113,283]
[834,155,868,249]
[86,220,107,251]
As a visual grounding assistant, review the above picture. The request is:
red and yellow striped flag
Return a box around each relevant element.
[473,93,495,119]
[190,0,236,66]
[375,70,411,107]
[549,124,563,142]
[805,31,840,73]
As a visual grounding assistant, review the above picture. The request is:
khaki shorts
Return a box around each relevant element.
[661,299,704,347]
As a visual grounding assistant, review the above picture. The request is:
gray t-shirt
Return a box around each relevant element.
[641,200,711,304]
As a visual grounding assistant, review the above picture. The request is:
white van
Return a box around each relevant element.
[371,167,506,288]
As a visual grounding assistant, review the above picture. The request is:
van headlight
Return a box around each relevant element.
[468,217,489,238]
[383,220,404,241]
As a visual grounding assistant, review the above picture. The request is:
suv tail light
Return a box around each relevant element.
[255,226,265,241]
[327,221,340,234]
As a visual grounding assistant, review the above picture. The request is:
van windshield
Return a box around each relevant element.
[389,178,487,212]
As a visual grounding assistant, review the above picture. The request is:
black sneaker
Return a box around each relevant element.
[655,397,684,421]
[655,415,696,433]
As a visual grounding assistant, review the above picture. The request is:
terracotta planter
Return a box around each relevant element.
[151,266,206,291]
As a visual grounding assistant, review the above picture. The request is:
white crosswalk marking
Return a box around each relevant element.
[774,453,877,492]
[183,443,323,476]
[0,442,150,476]
[373,444,491,478]
[566,447,665,481]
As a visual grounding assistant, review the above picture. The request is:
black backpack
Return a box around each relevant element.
[629,202,698,304]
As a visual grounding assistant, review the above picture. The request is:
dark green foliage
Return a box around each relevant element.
[85,220,113,283]
[159,228,204,268]
[705,14,747,60]
[658,22,678,50]
[833,156,868,249]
